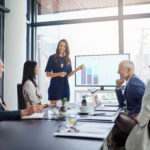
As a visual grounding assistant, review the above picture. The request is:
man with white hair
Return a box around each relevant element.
[0,58,43,121]
[110,60,146,149]
[116,60,145,116]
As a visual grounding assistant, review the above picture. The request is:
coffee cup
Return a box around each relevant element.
[79,106,89,113]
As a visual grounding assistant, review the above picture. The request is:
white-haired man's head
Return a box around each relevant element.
[0,58,4,79]
[118,60,135,80]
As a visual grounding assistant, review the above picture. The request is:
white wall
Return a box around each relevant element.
[4,0,26,110]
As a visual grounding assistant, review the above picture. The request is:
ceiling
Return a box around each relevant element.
[37,0,150,14]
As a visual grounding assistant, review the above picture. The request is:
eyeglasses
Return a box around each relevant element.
[57,125,79,133]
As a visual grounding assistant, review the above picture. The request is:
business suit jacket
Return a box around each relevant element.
[125,81,150,150]
[116,74,145,116]
[22,79,42,108]
[0,104,21,121]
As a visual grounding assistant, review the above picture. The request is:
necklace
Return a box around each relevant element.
[59,57,65,68]
[61,63,64,68]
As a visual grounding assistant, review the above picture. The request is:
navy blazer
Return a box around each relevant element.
[0,104,21,121]
[116,75,145,116]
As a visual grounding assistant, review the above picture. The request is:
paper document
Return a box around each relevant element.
[54,122,114,139]
[77,114,117,123]
[22,112,45,119]
[103,103,119,107]
[95,106,119,112]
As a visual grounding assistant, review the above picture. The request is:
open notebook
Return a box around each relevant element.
[54,122,114,139]
[22,112,45,119]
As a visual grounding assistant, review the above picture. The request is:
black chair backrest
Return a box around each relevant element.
[17,84,26,109]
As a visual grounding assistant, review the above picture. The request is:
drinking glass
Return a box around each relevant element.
[67,116,77,127]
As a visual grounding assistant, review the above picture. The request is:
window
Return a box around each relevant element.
[124,18,150,82]
[37,21,118,102]
[123,1,150,15]
[36,0,118,22]
[31,0,150,103]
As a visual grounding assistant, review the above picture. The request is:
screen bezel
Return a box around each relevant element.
[75,53,130,87]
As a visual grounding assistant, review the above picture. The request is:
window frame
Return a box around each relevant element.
[0,1,10,99]
[30,0,150,58]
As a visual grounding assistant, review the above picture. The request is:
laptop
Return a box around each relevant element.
[92,94,119,112]
[92,94,101,108]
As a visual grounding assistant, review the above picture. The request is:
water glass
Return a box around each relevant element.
[66,116,77,127]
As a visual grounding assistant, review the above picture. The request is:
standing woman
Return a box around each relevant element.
[45,39,83,105]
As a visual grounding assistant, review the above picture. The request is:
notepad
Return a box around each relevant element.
[77,114,117,123]
[22,112,45,119]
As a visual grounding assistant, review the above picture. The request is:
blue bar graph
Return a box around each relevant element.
[87,68,92,84]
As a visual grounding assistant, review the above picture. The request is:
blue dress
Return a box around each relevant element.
[45,54,72,101]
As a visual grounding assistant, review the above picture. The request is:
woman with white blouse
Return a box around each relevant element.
[22,61,42,108]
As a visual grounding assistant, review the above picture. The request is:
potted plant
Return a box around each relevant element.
[59,97,67,118]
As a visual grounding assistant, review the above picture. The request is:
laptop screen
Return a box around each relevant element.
[92,94,101,108]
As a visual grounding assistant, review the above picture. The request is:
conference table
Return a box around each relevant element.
[0,105,120,150]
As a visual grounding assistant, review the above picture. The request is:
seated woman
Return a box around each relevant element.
[0,58,43,121]
[22,61,42,108]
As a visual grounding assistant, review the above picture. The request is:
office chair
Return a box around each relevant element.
[17,84,26,109]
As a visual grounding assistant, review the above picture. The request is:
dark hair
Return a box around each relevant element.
[54,39,70,64]
[22,60,37,87]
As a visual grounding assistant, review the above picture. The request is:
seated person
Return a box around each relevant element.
[116,60,145,116]
[22,61,43,108]
[0,103,43,121]
[0,58,43,121]
[126,81,150,150]
[110,60,145,149]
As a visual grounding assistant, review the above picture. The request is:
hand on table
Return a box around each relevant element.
[21,104,43,117]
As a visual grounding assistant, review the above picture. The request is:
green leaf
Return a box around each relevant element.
[61,97,68,105]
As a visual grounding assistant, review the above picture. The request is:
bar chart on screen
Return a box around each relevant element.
[75,54,129,87]
[81,65,99,85]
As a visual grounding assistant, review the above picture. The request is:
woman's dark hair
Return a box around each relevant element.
[54,39,70,64]
[22,60,37,87]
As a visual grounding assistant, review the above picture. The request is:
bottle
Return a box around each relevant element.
[59,97,67,118]
[81,95,87,106]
